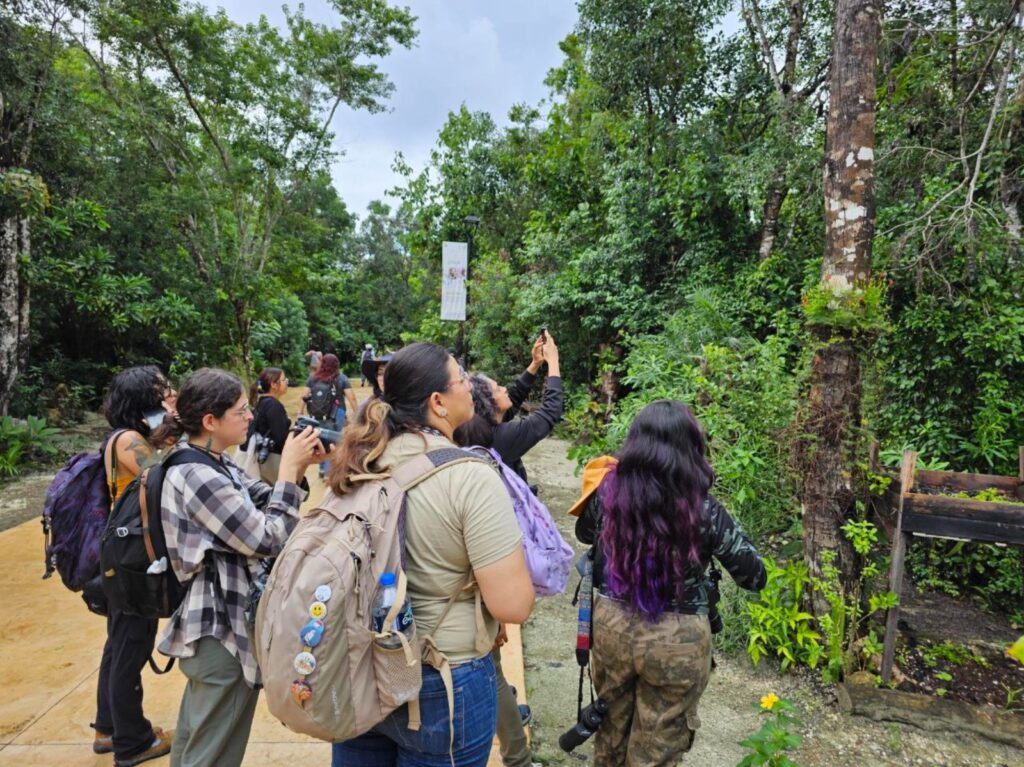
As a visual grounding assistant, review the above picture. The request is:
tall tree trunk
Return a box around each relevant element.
[758,178,788,261]
[233,299,253,375]
[0,213,29,415]
[800,0,881,599]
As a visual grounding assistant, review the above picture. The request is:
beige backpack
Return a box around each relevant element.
[253,448,488,743]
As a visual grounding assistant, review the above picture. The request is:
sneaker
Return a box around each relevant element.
[114,727,173,767]
[518,703,532,726]
[92,732,113,754]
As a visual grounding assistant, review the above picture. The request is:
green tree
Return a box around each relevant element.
[59,0,416,371]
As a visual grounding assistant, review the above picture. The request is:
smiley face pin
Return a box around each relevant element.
[309,601,327,620]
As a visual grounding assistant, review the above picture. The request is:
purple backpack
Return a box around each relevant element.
[42,431,124,591]
[471,447,574,597]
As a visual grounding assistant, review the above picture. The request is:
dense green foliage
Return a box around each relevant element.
[6,2,1023,618]
[3,0,418,398]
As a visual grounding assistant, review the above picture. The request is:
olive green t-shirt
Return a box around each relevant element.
[379,431,522,661]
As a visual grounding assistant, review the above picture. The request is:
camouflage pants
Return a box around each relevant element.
[591,594,711,766]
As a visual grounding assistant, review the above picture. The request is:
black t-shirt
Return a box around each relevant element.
[244,396,290,454]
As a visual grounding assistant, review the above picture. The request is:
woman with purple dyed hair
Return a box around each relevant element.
[572,399,767,766]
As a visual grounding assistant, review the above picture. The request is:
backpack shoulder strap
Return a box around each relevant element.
[161,445,233,477]
[135,446,233,564]
[390,447,486,492]
[104,429,131,500]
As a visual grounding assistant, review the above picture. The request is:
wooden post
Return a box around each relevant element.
[1018,446,1024,501]
[881,450,917,684]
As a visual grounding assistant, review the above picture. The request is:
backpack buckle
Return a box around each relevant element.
[116,527,130,538]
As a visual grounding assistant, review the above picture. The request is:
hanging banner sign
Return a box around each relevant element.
[440,241,468,321]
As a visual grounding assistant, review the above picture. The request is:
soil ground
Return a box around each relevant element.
[2,394,1022,766]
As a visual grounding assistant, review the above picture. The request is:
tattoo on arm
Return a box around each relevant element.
[126,436,157,471]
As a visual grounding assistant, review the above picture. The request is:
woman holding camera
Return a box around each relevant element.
[151,368,323,767]
[454,332,562,486]
[329,342,534,767]
[572,400,766,766]
[242,367,291,485]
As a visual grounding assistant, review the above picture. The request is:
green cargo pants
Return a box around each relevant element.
[493,648,532,767]
[170,637,259,767]
[591,594,712,767]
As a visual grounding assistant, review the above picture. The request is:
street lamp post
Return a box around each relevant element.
[460,214,480,368]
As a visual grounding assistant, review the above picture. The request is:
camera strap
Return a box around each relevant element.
[573,548,597,720]
[574,548,594,668]
[575,662,596,721]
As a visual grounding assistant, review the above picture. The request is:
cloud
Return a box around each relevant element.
[201,0,578,219]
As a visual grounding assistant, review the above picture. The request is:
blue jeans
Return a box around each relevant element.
[320,408,346,474]
[331,655,497,767]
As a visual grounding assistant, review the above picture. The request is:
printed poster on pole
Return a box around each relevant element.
[440,241,468,321]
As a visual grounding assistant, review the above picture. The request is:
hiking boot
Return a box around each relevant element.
[114,727,173,767]
[92,731,113,754]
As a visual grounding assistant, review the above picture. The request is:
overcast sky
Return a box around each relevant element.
[200,1,580,221]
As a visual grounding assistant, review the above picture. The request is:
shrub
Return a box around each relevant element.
[567,293,801,538]
[0,415,62,478]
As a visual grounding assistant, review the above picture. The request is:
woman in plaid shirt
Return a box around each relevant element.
[150,368,324,767]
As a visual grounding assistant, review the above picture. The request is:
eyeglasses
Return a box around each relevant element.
[231,403,252,417]
[445,368,470,390]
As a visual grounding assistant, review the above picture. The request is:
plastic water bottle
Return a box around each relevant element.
[371,572,414,648]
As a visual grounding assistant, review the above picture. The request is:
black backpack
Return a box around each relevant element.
[306,378,339,420]
[100,446,230,619]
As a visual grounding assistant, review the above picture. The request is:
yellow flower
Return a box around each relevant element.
[1009,635,1024,666]
[760,693,780,711]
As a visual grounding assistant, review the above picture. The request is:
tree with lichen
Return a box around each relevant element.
[797,0,882,599]
[0,2,60,414]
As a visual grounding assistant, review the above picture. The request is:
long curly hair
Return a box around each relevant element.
[103,366,169,437]
[453,373,501,448]
[599,400,715,622]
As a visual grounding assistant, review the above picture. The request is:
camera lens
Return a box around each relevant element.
[558,698,607,753]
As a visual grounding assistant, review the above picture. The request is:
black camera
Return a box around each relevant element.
[292,415,340,451]
[253,433,275,464]
[706,565,723,635]
[558,698,608,753]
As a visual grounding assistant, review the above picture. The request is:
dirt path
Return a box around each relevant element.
[519,437,1024,767]
[4,394,1021,766]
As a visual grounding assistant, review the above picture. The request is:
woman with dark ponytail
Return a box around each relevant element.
[241,367,290,484]
[152,368,323,767]
[571,400,767,766]
[329,343,534,767]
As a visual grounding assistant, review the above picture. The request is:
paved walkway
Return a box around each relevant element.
[0,383,525,766]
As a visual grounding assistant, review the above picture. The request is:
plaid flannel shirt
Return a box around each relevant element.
[157,449,301,687]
